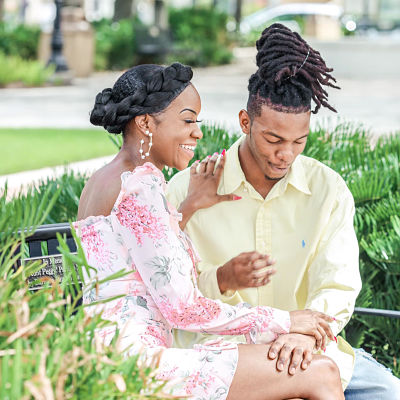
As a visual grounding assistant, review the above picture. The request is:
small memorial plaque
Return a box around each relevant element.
[22,254,79,289]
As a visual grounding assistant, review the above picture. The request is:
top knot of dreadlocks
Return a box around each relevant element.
[90,63,193,134]
[248,23,339,117]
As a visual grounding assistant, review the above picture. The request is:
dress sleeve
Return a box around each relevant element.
[305,176,361,335]
[113,164,290,343]
[167,170,244,303]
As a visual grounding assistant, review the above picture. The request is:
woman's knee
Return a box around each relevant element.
[308,355,341,388]
[311,355,340,376]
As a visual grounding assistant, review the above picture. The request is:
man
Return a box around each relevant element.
[167,24,400,398]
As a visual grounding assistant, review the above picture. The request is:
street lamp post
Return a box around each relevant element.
[47,0,69,72]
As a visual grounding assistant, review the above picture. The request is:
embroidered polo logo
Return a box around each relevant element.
[302,240,306,248]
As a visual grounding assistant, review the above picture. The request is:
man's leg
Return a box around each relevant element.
[344,348,400,400]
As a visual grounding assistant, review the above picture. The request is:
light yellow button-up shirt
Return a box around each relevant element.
[166,135,362,388]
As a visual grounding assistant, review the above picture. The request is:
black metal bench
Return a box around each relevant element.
[20,223,400,319]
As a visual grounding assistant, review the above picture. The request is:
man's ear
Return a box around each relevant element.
[239,109,251,135]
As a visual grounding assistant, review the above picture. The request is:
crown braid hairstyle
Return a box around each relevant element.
[247,23,339,118]
[90,63,193,134]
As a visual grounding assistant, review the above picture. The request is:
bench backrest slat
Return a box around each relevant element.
[28,241,42,258]
[66,237,77,253]
[48,238,60,255]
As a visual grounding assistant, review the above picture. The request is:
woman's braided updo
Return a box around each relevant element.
[248,23,339,117]
[90,62,193,134]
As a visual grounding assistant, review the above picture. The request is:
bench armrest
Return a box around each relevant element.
[354,307,400,319]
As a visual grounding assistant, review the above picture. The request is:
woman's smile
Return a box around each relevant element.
[179,143,196,158]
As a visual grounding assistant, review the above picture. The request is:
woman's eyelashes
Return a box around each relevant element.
[184,119,202,124]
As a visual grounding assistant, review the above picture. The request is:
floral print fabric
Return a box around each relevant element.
[74,163,291,399]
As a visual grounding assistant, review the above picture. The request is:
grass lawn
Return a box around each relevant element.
[0,128,118,175]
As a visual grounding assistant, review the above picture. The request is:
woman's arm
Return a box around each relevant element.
[116,164,334,345]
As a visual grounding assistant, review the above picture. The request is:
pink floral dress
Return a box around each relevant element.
[74,163,291,400]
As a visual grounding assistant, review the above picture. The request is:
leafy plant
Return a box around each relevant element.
[92,18,137,71]
[1,171,88,228]
[168,7,234,67]
[34,171,88,224]
[0,225,177,398]
[0,52,54,87]
[304,122,400,377]
[0,22,40,60]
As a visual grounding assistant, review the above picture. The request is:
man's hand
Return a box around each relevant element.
[268,333,316,375]
[217,251,276,293]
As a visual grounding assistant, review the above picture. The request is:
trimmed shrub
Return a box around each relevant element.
[92,18,137,71]
[0,52,54,87]
[0,22,40,60]
[168,7,234,67]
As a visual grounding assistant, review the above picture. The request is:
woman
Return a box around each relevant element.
[75,63,344,400]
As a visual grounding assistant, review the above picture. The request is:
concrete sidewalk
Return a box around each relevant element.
[1,47,399,196]
[1,47,399,134]
[0,156,114,200]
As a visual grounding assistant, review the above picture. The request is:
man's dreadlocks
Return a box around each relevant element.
[247,23,340,118]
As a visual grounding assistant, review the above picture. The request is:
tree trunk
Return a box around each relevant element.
[113,0,133,21]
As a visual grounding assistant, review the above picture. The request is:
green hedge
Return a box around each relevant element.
[2,121,399,380]
[92,7,234,70]
[92,18,137,71]
[302,123,400,376]
[168,7,234,67]
[0,22,40,60]
[0,23,53,87]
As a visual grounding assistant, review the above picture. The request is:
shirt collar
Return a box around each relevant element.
[223,135,247,194]
[223,135,311,196]
[286,155,312,196]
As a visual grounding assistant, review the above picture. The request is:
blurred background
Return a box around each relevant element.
[0,0,399,179]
